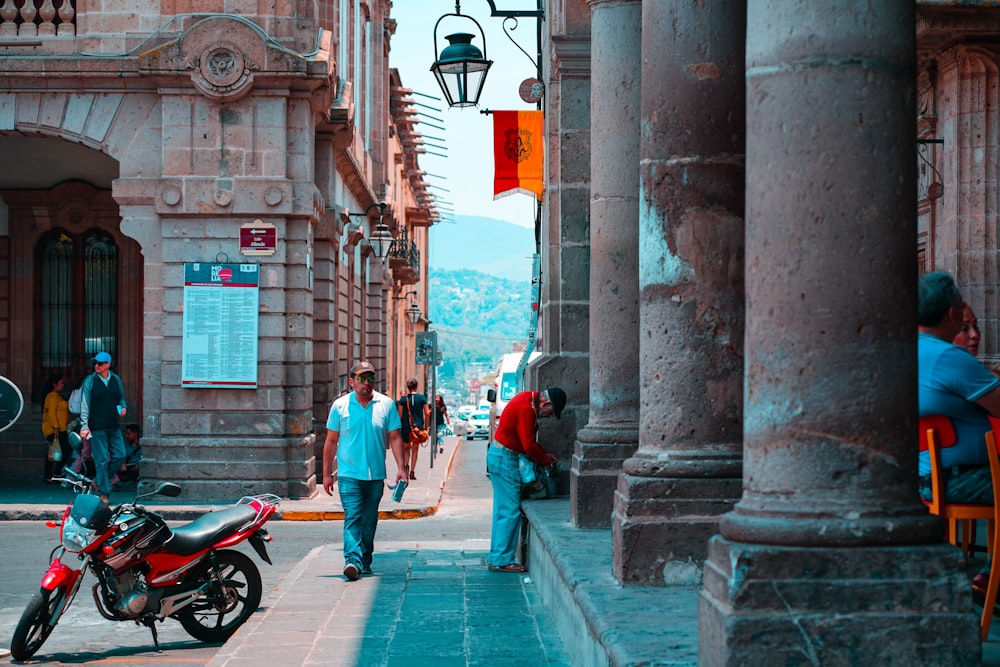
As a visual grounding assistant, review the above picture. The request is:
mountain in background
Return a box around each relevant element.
[429,214,535,282]
[426,215,535,399]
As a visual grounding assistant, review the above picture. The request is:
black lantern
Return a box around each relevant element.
[406,302,422,324]
[369,223,395,259]
[430,23,492,108]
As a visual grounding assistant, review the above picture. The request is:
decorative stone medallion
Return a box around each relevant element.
[190,43,256,101]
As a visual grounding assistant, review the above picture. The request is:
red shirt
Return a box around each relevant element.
[493,391,548,465]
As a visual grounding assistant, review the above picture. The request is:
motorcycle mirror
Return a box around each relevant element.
[137,482,183,500]
[68,431,83,454]
[155,482,183,498]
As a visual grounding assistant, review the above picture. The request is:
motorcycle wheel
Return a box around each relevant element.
[10,586,66,661]
[176,549,262,643]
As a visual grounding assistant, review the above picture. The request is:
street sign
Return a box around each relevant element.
[240,220,277,256]
[416,331,437,365]
[0,375,24,432]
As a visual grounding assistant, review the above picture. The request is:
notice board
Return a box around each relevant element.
[182,263,259,389]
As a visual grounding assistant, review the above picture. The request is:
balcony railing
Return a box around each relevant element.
[388,229,420,285]
[0,0,76,37]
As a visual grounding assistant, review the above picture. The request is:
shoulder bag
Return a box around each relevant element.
[406,395,429,445]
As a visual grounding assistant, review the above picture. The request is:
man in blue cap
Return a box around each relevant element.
[79,351,127,503]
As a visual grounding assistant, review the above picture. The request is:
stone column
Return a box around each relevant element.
[611,0,745,585]
[526,1,590,465]
[699,2,979,664]
[571,0,641,528]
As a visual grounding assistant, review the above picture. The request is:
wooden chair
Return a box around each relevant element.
[920,415,989,554]
[921,416,1000,639]
[976,430,1000,639]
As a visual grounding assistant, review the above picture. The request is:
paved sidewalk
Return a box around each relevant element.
[207,542,571,667]
[202,436,573,667]
[0,436,463,522]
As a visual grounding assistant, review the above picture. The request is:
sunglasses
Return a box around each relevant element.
[354,373,376,382]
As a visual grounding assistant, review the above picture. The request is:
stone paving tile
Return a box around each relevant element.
[206,544,571,667]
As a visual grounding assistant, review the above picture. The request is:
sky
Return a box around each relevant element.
[388,1,543,230]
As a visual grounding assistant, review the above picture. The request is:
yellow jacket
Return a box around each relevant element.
[42,390,69,438]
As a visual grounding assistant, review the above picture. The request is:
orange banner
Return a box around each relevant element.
[493,110,544,201]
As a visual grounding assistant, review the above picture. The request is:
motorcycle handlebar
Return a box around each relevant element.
[51,467,96,494]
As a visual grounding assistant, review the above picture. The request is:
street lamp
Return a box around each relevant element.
[430,1,544,109]
[393,290,422,323]
[341,202,394,257]
[431,29,492,108]
[369,223,395,259]
[406,302,422,324]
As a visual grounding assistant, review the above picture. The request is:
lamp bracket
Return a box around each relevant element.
[393,289,419,302]
[341,202,386,222]
[917,138,945,201]
[482,0,544,19]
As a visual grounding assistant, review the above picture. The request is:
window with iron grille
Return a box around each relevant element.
[37,230,118,383]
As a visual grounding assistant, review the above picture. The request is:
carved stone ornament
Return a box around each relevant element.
[137,16,310,102]
[190,43,257,101]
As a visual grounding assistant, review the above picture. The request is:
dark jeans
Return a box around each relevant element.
[338,477,384,569]
[920,465,993,505]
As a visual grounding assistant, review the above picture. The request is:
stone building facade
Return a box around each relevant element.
[523,0,998,664]
[0,0,433,499]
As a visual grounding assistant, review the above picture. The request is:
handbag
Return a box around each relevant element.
[405,395,430,445]
[523,463,557,500]
[518,454,537,484]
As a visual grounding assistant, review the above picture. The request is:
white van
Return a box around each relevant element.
[487,351,541,438]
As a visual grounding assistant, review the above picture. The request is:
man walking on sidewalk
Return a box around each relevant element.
[323,361,409,581]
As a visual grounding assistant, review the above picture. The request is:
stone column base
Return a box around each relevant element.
[571,431,638,528]
[612,473,741,585]
[142,434,316,500]
[699,537,980,666]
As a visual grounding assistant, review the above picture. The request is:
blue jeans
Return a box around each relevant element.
[338,477,384,569]
[487,444,522,567]
[90,428,125,497]
[919,465,993,505]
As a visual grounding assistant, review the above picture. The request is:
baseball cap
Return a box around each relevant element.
[93,351,112,364]
[350,361,375,376]
[546,387,566,419]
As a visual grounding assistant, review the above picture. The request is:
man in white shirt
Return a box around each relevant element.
[322,361,408,581]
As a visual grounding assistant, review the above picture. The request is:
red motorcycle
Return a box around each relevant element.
[10,466,280,661]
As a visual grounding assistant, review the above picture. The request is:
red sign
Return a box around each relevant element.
[240,223,277,255]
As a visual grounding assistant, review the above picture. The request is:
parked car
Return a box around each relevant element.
[465,410,491,440]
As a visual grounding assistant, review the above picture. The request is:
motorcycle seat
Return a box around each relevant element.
[164,504,258,555]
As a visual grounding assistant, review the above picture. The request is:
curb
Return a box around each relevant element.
[281,436,460,521]
[0,438,463,523]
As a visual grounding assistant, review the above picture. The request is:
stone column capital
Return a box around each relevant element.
[587,0,641,9]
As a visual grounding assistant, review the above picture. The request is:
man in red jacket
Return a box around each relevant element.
[487,387,566,572]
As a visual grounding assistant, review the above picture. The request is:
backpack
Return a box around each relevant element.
[68,388,82,414]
